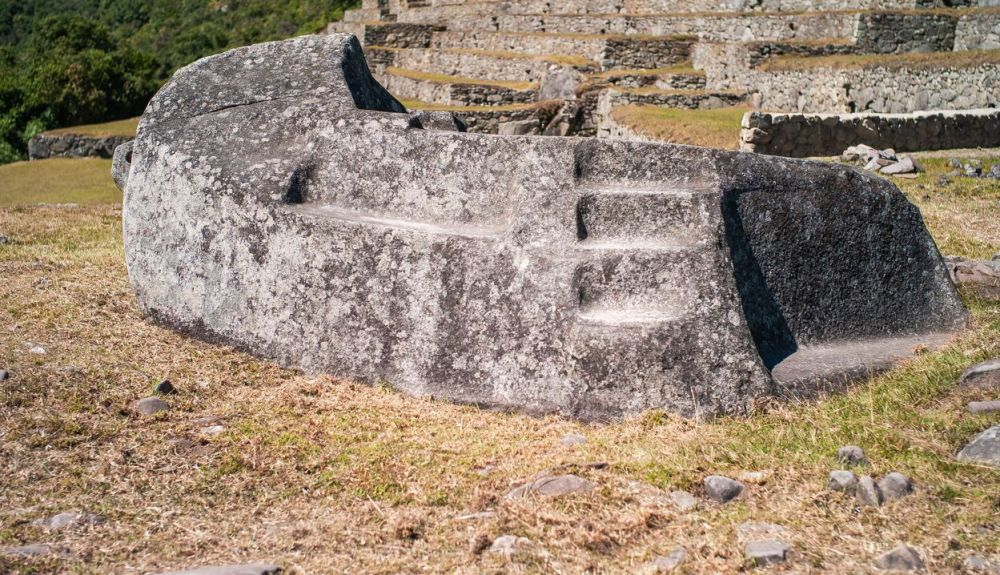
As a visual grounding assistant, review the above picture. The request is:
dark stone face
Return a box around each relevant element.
[115,33,966,420]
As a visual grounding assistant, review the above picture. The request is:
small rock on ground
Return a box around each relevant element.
[643,547,686,573]
[837,445,868,465]
[875,545,925,571]
[560,433,587,446]
[35,511,105,530]
[487,535,531,557]
[703,475,745,503]
[959,358,1000,389]
[157,565,282,575]
[136,396,170,415]
[3,544,69,557]
[856,475,884,507]
[965,556,1000,573]
[506,474,595,499]
[155,379,177,394]
[957,425,1000,468]
[969,401,1000,414]
[669,490,699,512]
[201,425,226,435]
[27,345,46,355]
[736,521,787,542]
[828,470,859,492]
[878,472,914,501]
[0,369,9,381]
[745,539,790,567]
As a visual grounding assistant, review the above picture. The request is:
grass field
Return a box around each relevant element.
[0,156,999,574]
[610,105,748,150]
[41,118,139,138]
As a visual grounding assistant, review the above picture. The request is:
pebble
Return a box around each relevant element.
[703,475,745,503]
[35,511,105,531]
[0,234,8,244]
[745,539,790,566]
[837,445,868,465]
[154,565,282,575]
[201,425,226,435]
[155,379,177,394]
[2,543,69,557]
[965,556,1000,573]
[505,474,595,499]
[668,490,699,512]
[875,545,925,571]
[486,534,531,557]
[644,547,686,573]
[738,470,771,484]
[0,369,8,381]
[959,359,1000,389]
[828,470,859,492]
[957,424,1000,468]
[856,475,884,507]
[970,401,1000,414]
[560,433,587,446]
[878,472,914,501]
[28,345,46,355]
[136,396,170,415]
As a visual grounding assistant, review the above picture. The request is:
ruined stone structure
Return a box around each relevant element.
[114,34,966,420]
[325,0,1000,152]
[28,133,133,160]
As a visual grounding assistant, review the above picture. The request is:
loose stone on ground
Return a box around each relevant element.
[957,425,1000,467]
[837,445,868,465]
[969,401,1000,414]
[486,535,531,557]
[966,556,1000,574]
[856,475,884,507]
[745,539,791,567]
[560,433,587,446]
[136,396,170,415]
[703,475,745,503]
[828,470,859,492]
[642,547,686,573]
[960,359,1000,389]
[668,490,699,512]
[34,511,105,530]
[875,545,925,571]
[878,472,914,501]
[505,474,595,499]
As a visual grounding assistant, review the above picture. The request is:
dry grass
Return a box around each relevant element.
[763,48,1000,72]
[0,158,121,207]
[586,64,703,81]
[400,99,542,112]
[386,67,536,90]
[42,118,139,138]
[1,157,999,574]
[610,105,748,150]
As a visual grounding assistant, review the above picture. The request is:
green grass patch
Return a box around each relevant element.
[0,158,121,207]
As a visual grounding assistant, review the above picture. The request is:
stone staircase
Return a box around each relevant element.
[326,0,1000,139]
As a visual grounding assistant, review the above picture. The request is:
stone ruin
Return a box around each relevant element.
[327,0,1000,152]
[113,34,966,420]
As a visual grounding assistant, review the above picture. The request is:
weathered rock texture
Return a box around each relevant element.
[28,133,133,160]
[115,34,966,420]
[740,109,1000,157]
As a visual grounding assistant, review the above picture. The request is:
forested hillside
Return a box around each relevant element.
[0,0,354,163]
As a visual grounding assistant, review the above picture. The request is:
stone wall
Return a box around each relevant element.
[855,12,957,53]
[954,11,1000,50]
[746,63,1000,113]
[740,108,1000,157]
[28,134,133,160]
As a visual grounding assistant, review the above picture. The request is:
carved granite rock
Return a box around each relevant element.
[114,34,966,420]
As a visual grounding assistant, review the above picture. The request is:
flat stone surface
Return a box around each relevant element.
[969,401,1000,414]
[560,433,587,446]
[668,490,699,512]
[828,470,859,492]
[837,445,868,465]
[958,425,1000,467]
[745,539,790,566]
[961,359,1000,389]
[506,474,596,499]
[136,397,170,415]
[157,565,282,575]
[3,544,69,557]
[965,556,1000,573]
[878,472,914,501]
[486,535,531,556]
[35,511,105,530]
[644,547,686,573]
[856,475,884,507]
[704,475,745,503]
[875,545,925,571]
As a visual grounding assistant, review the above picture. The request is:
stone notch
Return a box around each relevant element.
[115,33,967,421]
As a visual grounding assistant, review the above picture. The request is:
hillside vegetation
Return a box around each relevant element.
[0,0,355,164]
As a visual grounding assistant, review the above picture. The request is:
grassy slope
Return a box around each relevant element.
[42,118,139,138]
[0,158,121,207]
[611,105,748,150]
[0,158,998,574]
